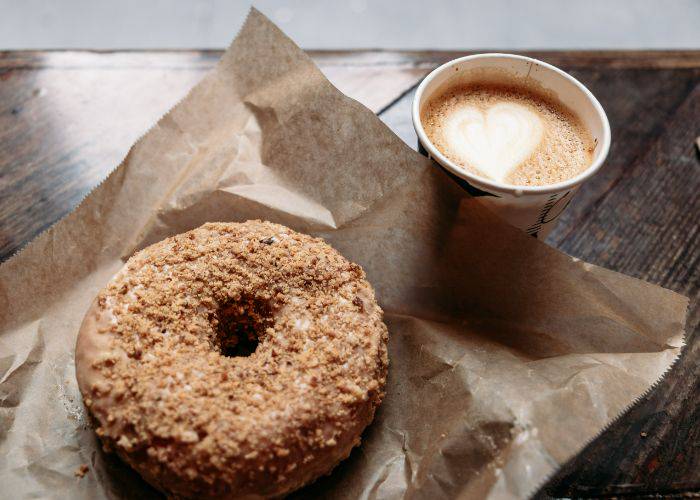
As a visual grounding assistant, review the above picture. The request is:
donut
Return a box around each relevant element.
[75,220,388,498]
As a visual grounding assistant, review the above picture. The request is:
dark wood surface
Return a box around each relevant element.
[1,49,698,497]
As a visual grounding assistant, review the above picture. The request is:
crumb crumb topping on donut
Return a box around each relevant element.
[75,221,388,498]
[74,464,89,478]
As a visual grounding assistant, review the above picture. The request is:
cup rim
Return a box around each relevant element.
[411,52,612,196]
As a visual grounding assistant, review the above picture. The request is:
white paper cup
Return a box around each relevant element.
[412,53,611,239]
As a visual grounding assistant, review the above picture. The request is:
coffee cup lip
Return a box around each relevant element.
[412,52,612,196]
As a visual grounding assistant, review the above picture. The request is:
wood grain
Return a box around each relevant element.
[0,49,698,497]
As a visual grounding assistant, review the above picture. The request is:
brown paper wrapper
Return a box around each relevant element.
[0,9,688,499]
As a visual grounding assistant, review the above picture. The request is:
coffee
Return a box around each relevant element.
[421,82,594,186]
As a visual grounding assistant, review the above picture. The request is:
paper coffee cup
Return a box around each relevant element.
[412,53,611,239]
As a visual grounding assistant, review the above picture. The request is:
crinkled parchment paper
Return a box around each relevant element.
[0,9,688,499]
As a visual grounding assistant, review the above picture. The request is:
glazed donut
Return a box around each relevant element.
[75,221,388,498]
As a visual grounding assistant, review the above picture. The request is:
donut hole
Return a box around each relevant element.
[212,294,272,358]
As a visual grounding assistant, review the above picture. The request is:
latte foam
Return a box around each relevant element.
[422,82,594,186]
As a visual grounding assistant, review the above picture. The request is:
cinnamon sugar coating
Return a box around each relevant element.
[75,221,388,498]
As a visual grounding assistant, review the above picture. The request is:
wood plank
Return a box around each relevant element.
[0,53,207,260]
[547,68,700,247]
[311,49,700,69]
[6,49,700,69]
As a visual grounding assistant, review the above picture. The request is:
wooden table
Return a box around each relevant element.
[1,49,698,497]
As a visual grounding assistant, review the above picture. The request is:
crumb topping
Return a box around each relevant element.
[78,221,388,496]
[74,464,89,478]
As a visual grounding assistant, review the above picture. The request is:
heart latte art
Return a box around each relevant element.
[422,83,594,187]
[443,102,543,183]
